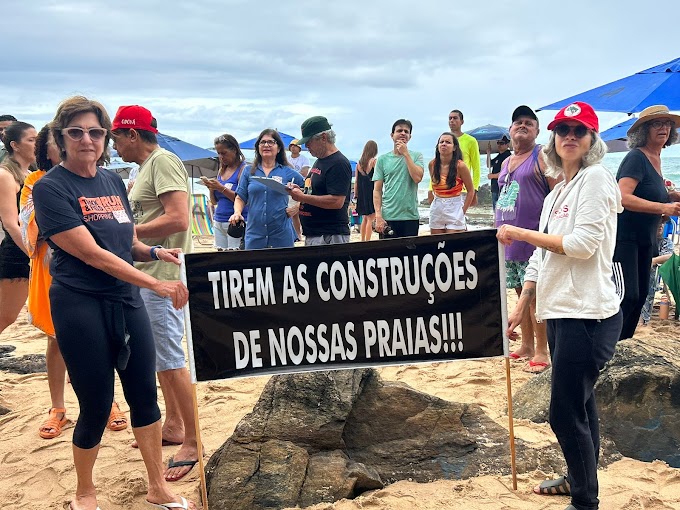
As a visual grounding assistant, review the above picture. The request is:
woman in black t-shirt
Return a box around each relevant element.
[33,97,196,510]
[613,105,680,340]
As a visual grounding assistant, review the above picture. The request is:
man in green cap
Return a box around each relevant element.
[287,116,352,245]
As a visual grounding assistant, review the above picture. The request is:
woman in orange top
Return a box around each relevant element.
[428,132,475,234]
[20,125,128,439]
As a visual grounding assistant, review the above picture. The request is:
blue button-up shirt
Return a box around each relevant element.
[236,164,305,249]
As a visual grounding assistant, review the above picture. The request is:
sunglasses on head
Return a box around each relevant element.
[554,124,589,138]
[62,127,108,142]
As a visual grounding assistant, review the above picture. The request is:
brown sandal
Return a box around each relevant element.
[39,407,68,439]
[107,402,128,431]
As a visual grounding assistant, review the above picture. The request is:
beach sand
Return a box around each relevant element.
[1,233,679,509]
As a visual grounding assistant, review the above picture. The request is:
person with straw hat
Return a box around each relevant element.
[613,104,680,340]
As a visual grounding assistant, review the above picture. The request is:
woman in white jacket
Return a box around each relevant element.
[497,102,622,510]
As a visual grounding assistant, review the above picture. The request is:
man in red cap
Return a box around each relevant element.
[111,105,198,482]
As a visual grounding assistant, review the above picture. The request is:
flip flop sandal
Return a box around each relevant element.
[146,495,190,509]
[534,475,571,495]
[165,456,199,482]
[39,407,68,439]
[107,402,128,431]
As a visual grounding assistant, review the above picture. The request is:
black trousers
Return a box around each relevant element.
[613,240,654,340]
[547,310,622,510]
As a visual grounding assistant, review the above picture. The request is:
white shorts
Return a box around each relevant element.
[429,195,466,231]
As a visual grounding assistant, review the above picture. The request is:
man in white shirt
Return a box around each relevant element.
[288,139,310,177]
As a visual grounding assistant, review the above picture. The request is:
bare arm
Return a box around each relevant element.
[403,151,424,184]
[497,224,565,255]
[49,225,187,307]
[619,177,680,216]
[0,169,27,256]
[458,161,475,214]
[288,187,345,209]
[134,190,189,239]
[506,282,536,339]
[373,179,387,232]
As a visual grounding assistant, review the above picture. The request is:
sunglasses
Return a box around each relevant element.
[259,139,278,146]
[62,127,108,142]
[554,124,589,138]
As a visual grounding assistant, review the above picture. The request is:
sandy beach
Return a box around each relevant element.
[1,231,679,510]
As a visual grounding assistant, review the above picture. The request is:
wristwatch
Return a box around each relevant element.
[150,245,163,260]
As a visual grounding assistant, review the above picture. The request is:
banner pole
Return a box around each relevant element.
[180,254,209,509]
[505,356,518,490]
[497,240,517,490]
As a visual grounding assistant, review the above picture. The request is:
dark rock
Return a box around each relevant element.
[206,369,566,510]
[476,184,492,206]
[513,339,680,468]
[0,405,10,415]
[0,354,46,374]
[0,344,16,357]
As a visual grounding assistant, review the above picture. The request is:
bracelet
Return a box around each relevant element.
[150,245,163,260]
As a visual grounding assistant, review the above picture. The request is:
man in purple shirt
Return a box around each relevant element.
[496,105,558,373]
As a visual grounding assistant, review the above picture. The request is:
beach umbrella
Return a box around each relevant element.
[599,118,635,153]
[109,133,219,180]
[465,124,512,154]
[538,57,680,114]
[239,131,307,151]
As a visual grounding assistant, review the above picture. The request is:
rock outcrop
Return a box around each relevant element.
[206,369,564,510]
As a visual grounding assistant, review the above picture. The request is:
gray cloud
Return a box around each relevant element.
[2,0,679,158]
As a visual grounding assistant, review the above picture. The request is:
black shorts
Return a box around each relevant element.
[0,236,29,280]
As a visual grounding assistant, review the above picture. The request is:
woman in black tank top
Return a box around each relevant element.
[0,121,36,336]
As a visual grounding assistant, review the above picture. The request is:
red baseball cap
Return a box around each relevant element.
[547,102,599,132]
[112,105,159,133]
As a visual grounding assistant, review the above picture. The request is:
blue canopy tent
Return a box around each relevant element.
[538,57,680,114]
[465,124,512,154]
[239,131,307,151]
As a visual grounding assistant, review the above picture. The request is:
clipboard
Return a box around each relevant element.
[251,176,290,195]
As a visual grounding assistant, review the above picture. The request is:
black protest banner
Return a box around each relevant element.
[185,230,504,381]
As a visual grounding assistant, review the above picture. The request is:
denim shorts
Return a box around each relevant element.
[139,287,186,372]
[505,260,529,289]
[214,220,243,250]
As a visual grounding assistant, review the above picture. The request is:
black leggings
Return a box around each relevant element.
[613,240,654,340]
[50,282,161,449]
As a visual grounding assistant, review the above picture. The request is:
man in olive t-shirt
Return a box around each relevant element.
[112,105,197,482]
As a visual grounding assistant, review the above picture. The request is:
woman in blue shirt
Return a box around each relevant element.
[229,129,304,249]
[204,134,248,250]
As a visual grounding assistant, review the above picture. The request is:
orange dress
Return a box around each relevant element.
[19,170,55,337]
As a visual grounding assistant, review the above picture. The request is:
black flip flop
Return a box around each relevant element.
[166,456,198,482]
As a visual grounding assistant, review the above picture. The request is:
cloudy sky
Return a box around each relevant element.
[3,0,679,159]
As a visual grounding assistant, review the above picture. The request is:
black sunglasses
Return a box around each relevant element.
[554,124,589,138]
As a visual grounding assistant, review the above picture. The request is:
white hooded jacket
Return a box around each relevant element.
[524,163,622,320]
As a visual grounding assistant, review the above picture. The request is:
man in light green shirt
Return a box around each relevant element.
[373,119,424,238]
[112,105,198,483]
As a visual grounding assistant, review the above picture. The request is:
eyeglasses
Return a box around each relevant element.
[259,139,277,146]
[554,124,589,138]
[62,127,108,142]
[649,119,674,129]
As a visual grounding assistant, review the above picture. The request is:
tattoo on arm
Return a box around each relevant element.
[521,287,535,299]
[535,242,565,255]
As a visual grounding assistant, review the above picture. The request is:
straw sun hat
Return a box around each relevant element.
[627,105,680,135]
